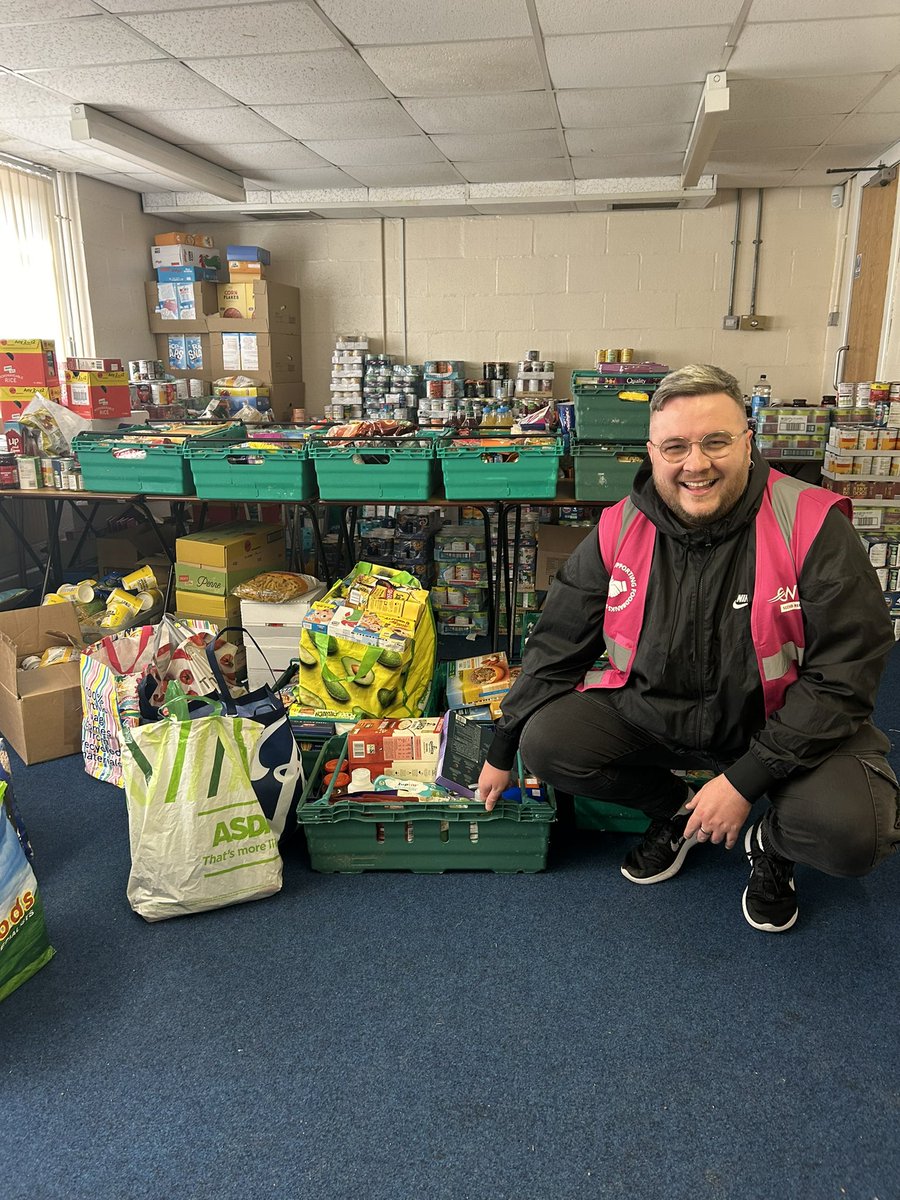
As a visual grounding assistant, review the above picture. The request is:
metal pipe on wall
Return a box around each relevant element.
[726,189,742,318]
[749,187,763,317]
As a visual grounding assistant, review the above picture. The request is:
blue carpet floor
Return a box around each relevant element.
[4,655,900,1200]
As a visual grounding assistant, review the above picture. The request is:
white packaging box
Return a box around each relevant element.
[220,332,242,372]
[239,333,259,371]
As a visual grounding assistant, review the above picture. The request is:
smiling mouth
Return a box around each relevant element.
[680,478,718,493]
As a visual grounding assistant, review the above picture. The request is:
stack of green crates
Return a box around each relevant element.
[72,422,242,495]
[184,429,316,500]
[570,369,666,502]
[309,433,437,501]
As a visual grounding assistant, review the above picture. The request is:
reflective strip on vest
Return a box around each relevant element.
[761,640,804,683]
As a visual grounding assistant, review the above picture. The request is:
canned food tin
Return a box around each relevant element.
[853,455,874,475]
[526,350,540,361]
[619,348,633,363]
[0,454,18,489]
[855,382,873,407]
[51,458,66,488]
[16,457,40,490]
[20,655,41,670]
[870,382,890,403]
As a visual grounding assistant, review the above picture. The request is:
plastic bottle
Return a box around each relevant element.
[750,373,772,421]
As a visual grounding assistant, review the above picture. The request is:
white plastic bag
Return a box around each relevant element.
[122,712,282,922]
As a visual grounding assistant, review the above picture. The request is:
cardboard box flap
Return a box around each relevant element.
[16,660,81,699]
[0,631,19,693]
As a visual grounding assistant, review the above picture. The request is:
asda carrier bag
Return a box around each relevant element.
[122,692,282,922]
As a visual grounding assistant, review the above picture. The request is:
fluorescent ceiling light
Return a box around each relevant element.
[682,71,729,189]
[69,103,246,202]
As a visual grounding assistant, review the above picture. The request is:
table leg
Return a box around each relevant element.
[0,497,46,577]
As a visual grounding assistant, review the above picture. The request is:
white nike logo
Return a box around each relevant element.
[732,594,749,610]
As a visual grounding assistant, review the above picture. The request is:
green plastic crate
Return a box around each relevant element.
[573,391,652,441]
[574,797,650,833]
[309,436,436,501]
[296,735,555,873]
[573,441,645,501]
[185,437,316,500]
[72,424,240,495]
[438,437,562,500]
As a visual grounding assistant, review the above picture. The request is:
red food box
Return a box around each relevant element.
[345,717,445,787]
[0,339,59,387]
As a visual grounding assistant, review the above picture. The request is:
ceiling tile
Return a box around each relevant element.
[536,0,745,35]
[557,84,701,129]
[401,92,558,135]
[117,107,290,145]
[728,17,900,77]
[571,153,684,179]
[0,75,72,117]
[708,148,819,172]
[748,0,900,19]
[566,124,690,157]
[0,0,101,22]
[185,141,328,170]
[431,130,563,161]
[95,0,283,8]
[0,15,166,70]
[22,60,235,110]
[454,160,571,183]
[713,115,842,151]
[119,2,340,56]
[802,143,891,170]
[725,75,886,122]
[545,27,731,89]
[860,74,900,114]
[244,166,363,188]
[252,99,418,140]
[342,162,465,186]
[184,50,387,105]
[317,0,532,43]
[0,137,95,171]
[303,135,444,166]
[360,39,543,97]
[829,112,900,146]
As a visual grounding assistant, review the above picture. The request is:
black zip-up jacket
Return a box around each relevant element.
[488,446,895,800]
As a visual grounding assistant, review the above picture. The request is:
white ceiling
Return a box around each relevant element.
[0,0,897,218]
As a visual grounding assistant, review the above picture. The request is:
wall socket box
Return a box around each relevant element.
[739,314,770,330]
[722,315,740,330]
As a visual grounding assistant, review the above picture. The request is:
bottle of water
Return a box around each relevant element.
[750,373,772,421]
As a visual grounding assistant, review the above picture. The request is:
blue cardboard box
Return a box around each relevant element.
[157,265,221,282]
[225,245,271,265]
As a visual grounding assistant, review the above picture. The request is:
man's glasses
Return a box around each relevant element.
[648,429,748,464]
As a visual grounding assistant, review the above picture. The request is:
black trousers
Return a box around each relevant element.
[520,690,900,877]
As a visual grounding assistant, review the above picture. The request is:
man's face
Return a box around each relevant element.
[647,392,752,527]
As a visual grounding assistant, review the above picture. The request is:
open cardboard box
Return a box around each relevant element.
[0,604,84,764]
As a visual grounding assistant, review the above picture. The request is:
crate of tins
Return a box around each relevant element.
[859,533,900,640]
[72,422,241,495]
[821,427,900,507]
[309,431,437,501]
[184,427,315,500]
[433,524,489,636]
[438,433,562,500]
[296,735,555,873]
[570,364,667,442]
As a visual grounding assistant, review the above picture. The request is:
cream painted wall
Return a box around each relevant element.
[72,182,844,411]
[209,188,842,415]
[72,175,174,360]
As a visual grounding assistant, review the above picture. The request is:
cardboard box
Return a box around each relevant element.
[175,592,242,625]
[206,281,300,334]
[96,524,175,577]
[216,283,256,320]
[208,331,302,384]
[0,339,59,387]
[151,244,220,269]
[155,333,213,378]
[0,390,62,425]
[226,245,271,264]
[155,231,215,248]
[156,265,221,283]
[0,604,83,764]
[535,524,591,591]
[174,560,266,597]
[228,261,266,281]
[146,281,219,334]
[345,717,445,786]
[66,357,124,373]
[64,372,131,418]
[239,585,327,635]
[176,521,285,573]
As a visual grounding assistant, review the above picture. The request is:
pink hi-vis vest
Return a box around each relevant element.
[581,469,851,717]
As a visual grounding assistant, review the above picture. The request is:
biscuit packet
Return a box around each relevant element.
[232,572,315,604]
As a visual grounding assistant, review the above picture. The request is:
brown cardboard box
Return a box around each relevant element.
[206,281,300,334]
[175,593,243,629]
[0,604,84,764]
[535,524,592,591]
[145,281,219,334]
[176,521,285,572]
[207,332,302,384]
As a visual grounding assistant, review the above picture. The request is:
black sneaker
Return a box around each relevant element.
[742,820,798,933]
[620,811,698,884]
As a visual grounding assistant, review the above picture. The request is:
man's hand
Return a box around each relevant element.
[478,763,511,812]
[684,774,752,850]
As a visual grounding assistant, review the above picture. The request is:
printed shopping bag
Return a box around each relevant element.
[122,705,281,922]
[81,616,237,787]
[0,738,33,866]
[0,754,54,1002]
[297,562,436,721]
